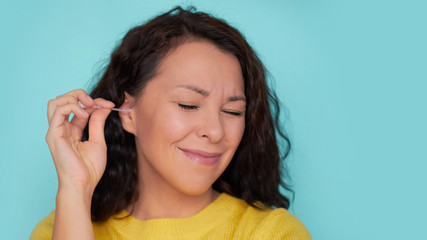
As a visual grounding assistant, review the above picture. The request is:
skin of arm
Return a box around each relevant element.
[45,89,114,240]
[53,186,94,239]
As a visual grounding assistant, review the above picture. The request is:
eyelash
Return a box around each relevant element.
[223,110,242,116]
[178,104,243,116]
[178,104,199,110]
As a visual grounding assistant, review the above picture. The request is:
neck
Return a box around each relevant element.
[128,176,219,221]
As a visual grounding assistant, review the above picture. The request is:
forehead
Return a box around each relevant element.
[153,41,244,93]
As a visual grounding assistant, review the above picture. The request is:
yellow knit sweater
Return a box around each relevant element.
[30,193,311,239]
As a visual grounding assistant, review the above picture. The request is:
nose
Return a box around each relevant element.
[196,110,224,143]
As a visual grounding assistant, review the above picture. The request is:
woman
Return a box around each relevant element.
[31,6,311,239]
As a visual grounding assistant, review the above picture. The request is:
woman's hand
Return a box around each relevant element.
[46,89,114,196]
[46,89,114,240]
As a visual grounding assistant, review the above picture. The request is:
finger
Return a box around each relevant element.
[60,89,91,100]
[92,98,115,109]
[47,89,93,124]
[61,106,99,145]
[87,108,112,145]
[48,96,77,124]
[69,98,115,137]
[68,102,100,139]
[69,113,91,137]
[49,103,89,130]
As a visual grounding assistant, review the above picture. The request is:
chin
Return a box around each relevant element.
[174,180,216,197]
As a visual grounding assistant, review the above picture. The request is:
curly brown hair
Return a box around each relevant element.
[83,6,292,222]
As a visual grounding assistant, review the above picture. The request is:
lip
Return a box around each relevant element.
[179,148,222,166]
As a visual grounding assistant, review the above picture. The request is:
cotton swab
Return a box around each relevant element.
[79,102,131,112]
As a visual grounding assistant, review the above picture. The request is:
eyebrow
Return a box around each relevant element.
[177,85,209,96]
[175,85,246,102]
[228,95,246,102]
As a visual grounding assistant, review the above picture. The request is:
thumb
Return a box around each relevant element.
[88,108,112,145]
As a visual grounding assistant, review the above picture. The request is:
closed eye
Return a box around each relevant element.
[178,104,199,110]
[222,110,243,116]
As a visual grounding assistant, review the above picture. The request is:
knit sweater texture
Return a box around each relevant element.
[30,193,311,239]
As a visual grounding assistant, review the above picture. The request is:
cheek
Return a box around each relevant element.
[152,107,195,141]
[226,118,245,146]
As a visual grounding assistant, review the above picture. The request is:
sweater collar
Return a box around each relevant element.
[106,193,245,239]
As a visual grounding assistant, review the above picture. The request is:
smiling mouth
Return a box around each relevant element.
[179,148,222,166]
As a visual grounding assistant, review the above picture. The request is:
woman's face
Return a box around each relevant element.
[121,41,246,196]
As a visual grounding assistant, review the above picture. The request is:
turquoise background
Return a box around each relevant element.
[1,0,426,239]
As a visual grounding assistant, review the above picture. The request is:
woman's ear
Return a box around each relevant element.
[119,92,136,135]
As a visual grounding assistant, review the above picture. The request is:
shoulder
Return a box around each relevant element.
[223,195,311,240]
[30,211,55,240]
[247,207,311,240]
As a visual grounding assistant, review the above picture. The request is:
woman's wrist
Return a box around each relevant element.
[56,182,94,208]
[53,188,95,240]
